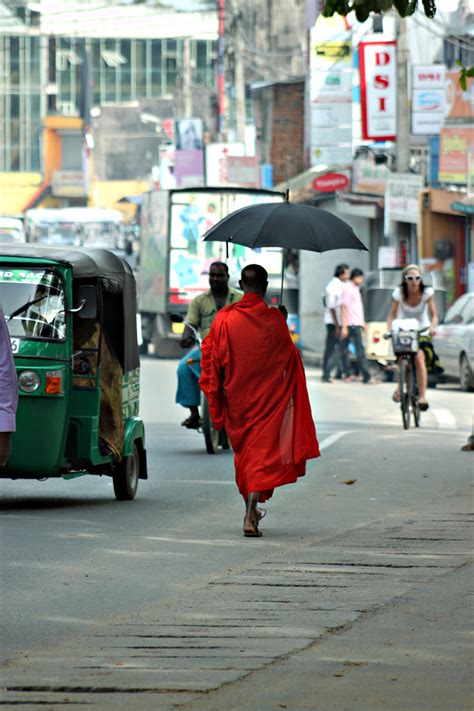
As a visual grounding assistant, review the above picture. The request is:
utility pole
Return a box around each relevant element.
[231,0,246,146]
[395,16,410,173]
[217,0,225,139]
[183,37,192,117]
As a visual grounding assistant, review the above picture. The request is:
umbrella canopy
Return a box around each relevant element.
[203,201,368,253]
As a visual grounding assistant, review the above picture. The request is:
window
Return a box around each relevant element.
[61,135,83,171]
[151,40,162,95]
[0,269,67,342]
[135,40,146,98]
[444,295,469,324]
[119,39,132,101]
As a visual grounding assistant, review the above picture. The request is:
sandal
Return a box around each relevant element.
[392,390,401,403]
[181,415,201,429]
[419,402,429,412]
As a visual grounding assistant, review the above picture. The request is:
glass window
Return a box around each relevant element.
[461,297,474,325]
[29,37,41,84]
[135,40,146,97]
[103,39,118,102]
[119,39,132,101]
[10,37,20,85]
[61,135,83,170]
[151,40,162,95]
[444,295,469,324]
[0,269,67,341]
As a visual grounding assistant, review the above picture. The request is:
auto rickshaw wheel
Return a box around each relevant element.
[113,443,140,500]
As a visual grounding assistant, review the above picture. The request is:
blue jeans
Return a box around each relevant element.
[176,346,202,408]
[342,326,371,383]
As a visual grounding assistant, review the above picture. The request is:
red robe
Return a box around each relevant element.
[200,292,320,502]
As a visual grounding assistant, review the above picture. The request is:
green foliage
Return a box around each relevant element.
[456,61,474,91]
[322,0,437,18]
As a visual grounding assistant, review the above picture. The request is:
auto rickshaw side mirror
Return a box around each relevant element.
[76,285,98,320]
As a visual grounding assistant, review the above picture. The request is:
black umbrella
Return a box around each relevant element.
[203,200,368,300]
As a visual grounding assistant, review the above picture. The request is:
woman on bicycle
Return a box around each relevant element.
[387,264,438,411]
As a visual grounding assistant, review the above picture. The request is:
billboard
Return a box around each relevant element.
[174,118,204,187]
[439,126,474,184]
[205,143,245,187]
[360,41,397,141]
[169,190,283,304]
[309,15,352,168]
[411,65,446,136]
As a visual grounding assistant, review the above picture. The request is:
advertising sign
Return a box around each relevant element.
[205,143,245,187]
[385,173,423,224]
[174,150,204,189]
[444,72,474,123]
[360,41,397,140]
[51,170,88,197]
[439,126,474,184]
[309,14,352,168]
[411,65,445,136]
[174,118,203,150]
[168,191,284,304]
[352,159,391,196]
[312,172,349,192]
[227,156,260,188]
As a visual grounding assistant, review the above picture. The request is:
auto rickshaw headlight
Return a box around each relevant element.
[18,370,41,393]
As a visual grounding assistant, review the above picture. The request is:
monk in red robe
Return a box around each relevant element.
[200,264,320,537]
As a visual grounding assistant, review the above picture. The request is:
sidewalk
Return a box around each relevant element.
[182,558,473,711]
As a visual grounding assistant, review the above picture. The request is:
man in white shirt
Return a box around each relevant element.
[322,264,349,383]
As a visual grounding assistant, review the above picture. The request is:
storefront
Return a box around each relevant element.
[419,188,470,305]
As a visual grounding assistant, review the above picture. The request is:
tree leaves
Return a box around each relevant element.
[322,0,437,17]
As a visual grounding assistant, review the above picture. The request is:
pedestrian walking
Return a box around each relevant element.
[176,262,242,429]
[200,264,320,537]
[0,307,18,467]
[322,263,350,382]
[341,268,375,384]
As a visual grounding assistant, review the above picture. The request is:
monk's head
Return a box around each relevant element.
[239,264,268,297]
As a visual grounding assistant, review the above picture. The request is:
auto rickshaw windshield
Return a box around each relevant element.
[0,267,66,341]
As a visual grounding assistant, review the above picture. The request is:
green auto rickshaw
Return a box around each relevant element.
[0,245,147,499]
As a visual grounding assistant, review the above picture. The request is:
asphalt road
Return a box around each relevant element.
[0,357,472,709]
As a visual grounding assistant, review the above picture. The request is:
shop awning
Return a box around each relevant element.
[451,199,474,216]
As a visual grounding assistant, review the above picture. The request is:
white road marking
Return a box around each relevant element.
[319,431,353,450]
[142,536,282,547]
[430,408,457,430]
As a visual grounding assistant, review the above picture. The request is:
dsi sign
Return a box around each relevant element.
[360,41,397,141]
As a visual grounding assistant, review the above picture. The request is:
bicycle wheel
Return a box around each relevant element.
[202,395,219,454]
[412,366,421,428]
[399,358,411,430]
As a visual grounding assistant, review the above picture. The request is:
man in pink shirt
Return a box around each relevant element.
[341,268,373,384]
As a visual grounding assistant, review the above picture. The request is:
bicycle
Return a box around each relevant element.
[386,320,426,430]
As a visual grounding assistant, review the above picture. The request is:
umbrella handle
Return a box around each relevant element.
[280,248,285,305]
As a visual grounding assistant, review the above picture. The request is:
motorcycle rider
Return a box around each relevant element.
[176,262,242,429]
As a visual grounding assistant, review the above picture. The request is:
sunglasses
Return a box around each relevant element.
[405,275,421,282]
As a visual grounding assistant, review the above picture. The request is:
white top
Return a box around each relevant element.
[392,286,434,330]
[324,276,344,326]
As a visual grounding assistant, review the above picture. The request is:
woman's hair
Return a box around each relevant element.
[400,264,425,300]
